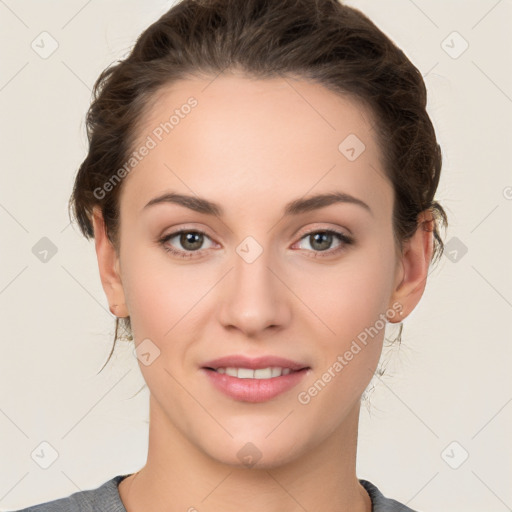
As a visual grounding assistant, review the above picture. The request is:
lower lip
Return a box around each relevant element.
[201,368,310,403]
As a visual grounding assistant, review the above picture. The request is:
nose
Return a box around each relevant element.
[217,245,291,337]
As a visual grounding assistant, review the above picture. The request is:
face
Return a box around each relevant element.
[94,73,428,469]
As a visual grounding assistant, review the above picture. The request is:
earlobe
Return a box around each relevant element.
[387,210,434,323]
[92,207,129,318]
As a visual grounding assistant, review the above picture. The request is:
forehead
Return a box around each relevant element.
[120,73,392,220]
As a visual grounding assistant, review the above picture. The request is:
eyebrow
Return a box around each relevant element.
[143,191,373,217]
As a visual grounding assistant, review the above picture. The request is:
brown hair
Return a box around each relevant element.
[68,0,448,371]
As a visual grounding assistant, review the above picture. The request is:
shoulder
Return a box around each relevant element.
[12,475,417,512]
[359,479,421,512]
[9,474,129,512]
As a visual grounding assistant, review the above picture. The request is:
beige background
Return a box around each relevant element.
[1,0,511,510]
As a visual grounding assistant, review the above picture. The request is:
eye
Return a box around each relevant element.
[158,227,354,260]
[293,229,354,257]
[158,229,215,259]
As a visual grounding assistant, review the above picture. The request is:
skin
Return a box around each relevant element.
[92,72,433,512]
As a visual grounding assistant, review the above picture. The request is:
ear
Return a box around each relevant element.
[387,210,434,322]
[92,207,129,318]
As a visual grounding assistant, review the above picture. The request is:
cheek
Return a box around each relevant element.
[293,264,391,423]
[290,235,397,400]
[119,241,215,341]
[119,244,175,337]
[294,238,396,340]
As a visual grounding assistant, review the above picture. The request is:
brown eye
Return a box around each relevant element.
[159,229,215,259]
[178,231,204,251]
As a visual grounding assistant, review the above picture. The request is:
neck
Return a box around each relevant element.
[118,394,371,512]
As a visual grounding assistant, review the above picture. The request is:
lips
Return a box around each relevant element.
[200,354,311,402]
[201,354,309,372]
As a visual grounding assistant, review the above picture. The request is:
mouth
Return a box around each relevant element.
[200,355,311,402]
[203,366,309,379]
[201,363,311,403]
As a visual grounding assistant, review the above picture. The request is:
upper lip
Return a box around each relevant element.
[202,355,309,371]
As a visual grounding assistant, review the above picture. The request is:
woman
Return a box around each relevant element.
[14,0,447,510]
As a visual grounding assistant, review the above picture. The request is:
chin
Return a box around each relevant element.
[202,434,305,470]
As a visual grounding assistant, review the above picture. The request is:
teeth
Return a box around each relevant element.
[238,368,255,379]
[255,368,272,379]
[214,367,294,379]
[225,367,238,377]
[271,367,282,377]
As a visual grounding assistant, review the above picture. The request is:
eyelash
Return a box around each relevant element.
[158,228,354,260]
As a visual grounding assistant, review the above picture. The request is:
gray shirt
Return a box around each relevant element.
[11,474,419,511]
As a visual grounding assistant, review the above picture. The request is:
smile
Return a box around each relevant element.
[207,366,295,378]
[202,367,310,402]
